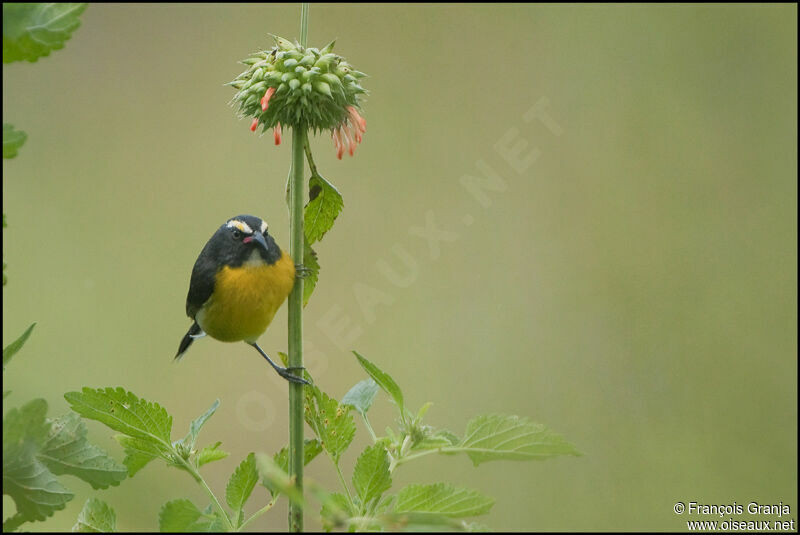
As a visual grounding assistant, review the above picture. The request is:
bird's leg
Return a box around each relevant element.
[294,263,312,279]
[250,342,309,385]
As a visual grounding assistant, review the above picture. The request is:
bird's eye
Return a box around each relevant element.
[232,229,242,239]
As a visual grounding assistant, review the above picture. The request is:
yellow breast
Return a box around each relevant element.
[197,251,295,343]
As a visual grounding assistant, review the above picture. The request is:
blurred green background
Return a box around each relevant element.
[3,3,796,531]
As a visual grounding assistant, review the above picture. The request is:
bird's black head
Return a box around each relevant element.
[206,215,282,267]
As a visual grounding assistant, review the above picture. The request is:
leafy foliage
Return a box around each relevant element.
[393,483,494,518]
[459,414,581,465]
[225,453,258,527]
[72,498,116,533]
[65,387,173,445]
[2,3,88,64]
[341,378,379,416]
[3,322,36,371]
[158,499,226,533]
[2,124,27,159]
[305,172,344,244]
[353,351,407,419]
[302,238,320,306]
[352,444,392,512]
[197,441,229,467]
[3,400,73,525]
[303,381,356,464]
[39,412,127,489]
[3,332,125,532]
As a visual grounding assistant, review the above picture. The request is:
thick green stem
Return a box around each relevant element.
[289,5,309,531]
[288,124,306,532]
[287,5,309,526]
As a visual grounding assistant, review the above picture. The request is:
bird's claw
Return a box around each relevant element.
[295,263,312,279]
[277,366,310,385]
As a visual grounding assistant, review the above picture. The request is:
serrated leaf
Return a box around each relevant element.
[459,414,580,465]
[226,453,258,526]
[341,378,379,416]
[64,387,173,446]
[352,444,391,510]
[3,398,49,447]
[3,399,73,523]
[115,435,164,476]
[39,412,126,489]
[3,123,27,159]
[3,446,74,523]
[72,498,116,532]
[304,384,355,463]
[158,499,224,532]
[353,351,406,418]
[304,172,343,245]
[3,322,36,370]
[2,3,88,64]
[302,238,319,307]
[394,483,494,518]
[197,441,229,467]
[182,399,220,450]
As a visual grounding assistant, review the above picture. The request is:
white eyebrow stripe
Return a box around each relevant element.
[226,219,254,234]
[261,220,268,234]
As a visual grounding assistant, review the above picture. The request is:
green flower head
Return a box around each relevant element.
[230,35,367,158]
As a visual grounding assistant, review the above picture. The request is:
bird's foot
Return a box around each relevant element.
[295,263,313,279]
[276,366,310,385]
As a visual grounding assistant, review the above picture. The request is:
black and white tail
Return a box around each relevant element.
[175,322,204,361]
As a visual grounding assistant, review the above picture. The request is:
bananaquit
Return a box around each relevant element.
[175,215,306,384]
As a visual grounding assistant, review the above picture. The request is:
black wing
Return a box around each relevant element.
[185,240,219,319]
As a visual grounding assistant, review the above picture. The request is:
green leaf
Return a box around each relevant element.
[3,322,36,371]
[255,453,305,507]
[320,492,354,531]
[304,384,356,464]
[3,398,49,446]
[353,351,406,418]
[413,429,460,452]
[197,441,229,467]
[115,435,164,476]
[182,399,220,450]
[352,444,392,510]
[3,123,27,159]
[225,453,258,526]
[72,498,116,532]
[266,439,322,497]
[393,483,494,518]
[2,3,88,64]
[39,412,126,489]
[302,238,320,307]
[459,414,581,465]
[3,400,73,524]
[273,438,323,473]
[158,499,224,532]
[3,448,73,523]
[341,378,379,416]
[64,387,173,446]
[377,511,470,532]
[304,172,343,245]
